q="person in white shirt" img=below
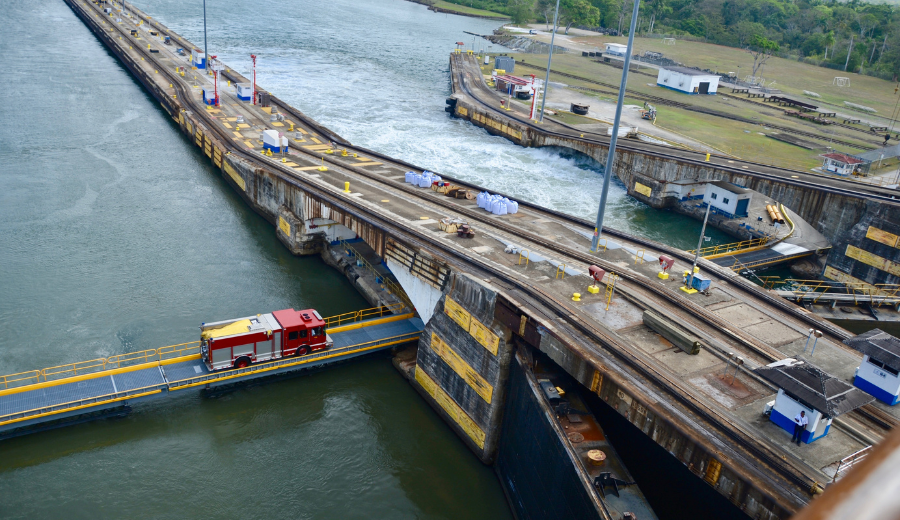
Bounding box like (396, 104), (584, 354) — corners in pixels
(791, 411), (808, 445)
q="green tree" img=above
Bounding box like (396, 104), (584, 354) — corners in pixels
(748, 34), (779, 79)
(559, 0), (601, 33)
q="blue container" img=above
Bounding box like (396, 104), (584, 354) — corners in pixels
(689, 273), (711, 291)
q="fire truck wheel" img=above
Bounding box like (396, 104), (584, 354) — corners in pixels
(296, 346), (308, 356)
(234, 357), (251, 369)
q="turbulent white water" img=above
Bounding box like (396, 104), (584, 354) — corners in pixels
(141, 0), (726, 248)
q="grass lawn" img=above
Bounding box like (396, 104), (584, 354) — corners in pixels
(490, 51), (879, 168)
(546, 34), (900, 120)
(431, 1), (509, 19)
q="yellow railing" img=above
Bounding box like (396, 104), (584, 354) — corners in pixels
(784, 279), (900, 305)
(0, 328), (423, 425)
(0, 304), (407, 390)
(322, 303), (406, 329)
(0, 370), (42, 390)
(689, 237), (769, 258)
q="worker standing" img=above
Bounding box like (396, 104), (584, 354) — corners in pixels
(791, 411), (807, 445)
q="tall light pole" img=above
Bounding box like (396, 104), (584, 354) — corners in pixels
(590, 0), (640, 252)
(683, 202), (711, 293)
(538, 0), (560, 123)
(202, 0), (209, 74)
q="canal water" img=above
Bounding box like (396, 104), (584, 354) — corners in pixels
(0, 0), (738, 518)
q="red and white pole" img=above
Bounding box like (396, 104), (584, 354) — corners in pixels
(211, 55), (219, 106)
(529, 74), (537, 120)
(251, 54), (257, 105)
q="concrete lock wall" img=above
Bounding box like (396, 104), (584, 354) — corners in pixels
(452, 97), (900, 285)
(533, 329), (790, 519)
(495, 351), (605, 519)
(410, 273), (515, 464)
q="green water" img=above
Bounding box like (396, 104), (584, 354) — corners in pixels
(0, 2), (510, 518)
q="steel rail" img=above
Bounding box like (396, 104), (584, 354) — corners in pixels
(67, 2), (863, 503)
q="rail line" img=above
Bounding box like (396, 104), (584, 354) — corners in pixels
(68, 2), (885, 506)
(511, 60), (878, 151)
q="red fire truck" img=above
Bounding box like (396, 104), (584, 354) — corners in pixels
(200, 308), (332, 371)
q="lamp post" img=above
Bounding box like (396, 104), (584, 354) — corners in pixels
(590, 0), (641, 252)
(538, 0), (560, 123)
(202, 0), (209, 75)
(682, 201), (712, 293)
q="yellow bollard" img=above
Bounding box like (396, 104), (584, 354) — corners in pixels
(318, 157), (328, 172)
(572, 293), (582, 302)
(658, 272), (669, 280)
(282, 157), (287, 163)
(705, 153), (710, 161)
(343, 182), (350, 193)
(341, 149), (348, 157)
(266, 149), (273, 156)
(580, 134), (584, 138)
(288, 123), (294, 131)
(325, 148), (334, 154)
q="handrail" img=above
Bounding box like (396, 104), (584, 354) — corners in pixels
(688, 236), (769, 258)
(0, 370), (42, 390)
(0, 328), (423, 425)
(0, 305), (407, 387)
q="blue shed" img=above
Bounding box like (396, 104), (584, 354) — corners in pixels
(844, 329), (900, 405)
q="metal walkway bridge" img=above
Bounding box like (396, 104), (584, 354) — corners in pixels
(0, 306), (423, 439)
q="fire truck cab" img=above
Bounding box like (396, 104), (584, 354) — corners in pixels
(200, 308), (332, 371)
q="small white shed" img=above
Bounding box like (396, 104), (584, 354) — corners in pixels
(604, 43), (628, 56)
(236, 83), (253, 101)
(702, 181), (751, 218)
(820, 152), (864, 176)
(845, 329), (900, 406)
(656, 66), (719, 94)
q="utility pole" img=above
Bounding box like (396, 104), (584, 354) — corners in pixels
(538, 0), (560, 123)
(202, 0), (209, 75)
(590, 0), (641, 252)
(684, 202), (712, 293)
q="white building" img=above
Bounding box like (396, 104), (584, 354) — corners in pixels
(604, 43), (628, 57)
(845, 329), (900, 405)
(702, 181), (752, 218)
(656, 66), (719, 94)
(191, 48), (206, 69)
(236, 83), (253, 102)
(819, 152), (864, 176)
(756, 360), (873, 444)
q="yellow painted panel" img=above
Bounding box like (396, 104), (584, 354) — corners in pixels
(866, 226), (899, 248)
(272, 122), (284, 127)
(186, 122), (193, 134)
(204, 145), (211, 158)
(311, 137), (322, 144)
(178, 112), (184, 125)
(244, 140), (254, 148)
(468, 319), (499, 356)
(430, 333), (493, 404)
(233, 131), (243, 138)
(444, 297), (471, 330)
(237, 123), (250, 129)
(704, 458), (722, 485)
(278, 216), (291, 237)
(304, 144), (331, 151)
(356, 162), (383, 167)
(458, 107), (468, 117)
(296, 127), (308, 135)
(415, 366), (485, 449)
(295, 166), (322, 171)
(223, 162), (246, 191)
(222, 122), (232, 129)
(846, 245), (900, 276)
(509, 129), (522, 139)
(634, 182), (652, 197)
(590, 370), (603, 394)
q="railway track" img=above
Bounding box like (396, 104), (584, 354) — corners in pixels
(511, 60), (878, 151)
(68, 3), (890, 507)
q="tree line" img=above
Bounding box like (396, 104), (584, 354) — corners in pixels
(444, 0), (900, 79)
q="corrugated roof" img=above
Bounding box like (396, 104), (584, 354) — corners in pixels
(709, 180), (752, 194)
(755, 361), (873, 417)
(661, 66), (719, 77)
(820, 152), (865, 165)
(845, 329), (900, 371)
